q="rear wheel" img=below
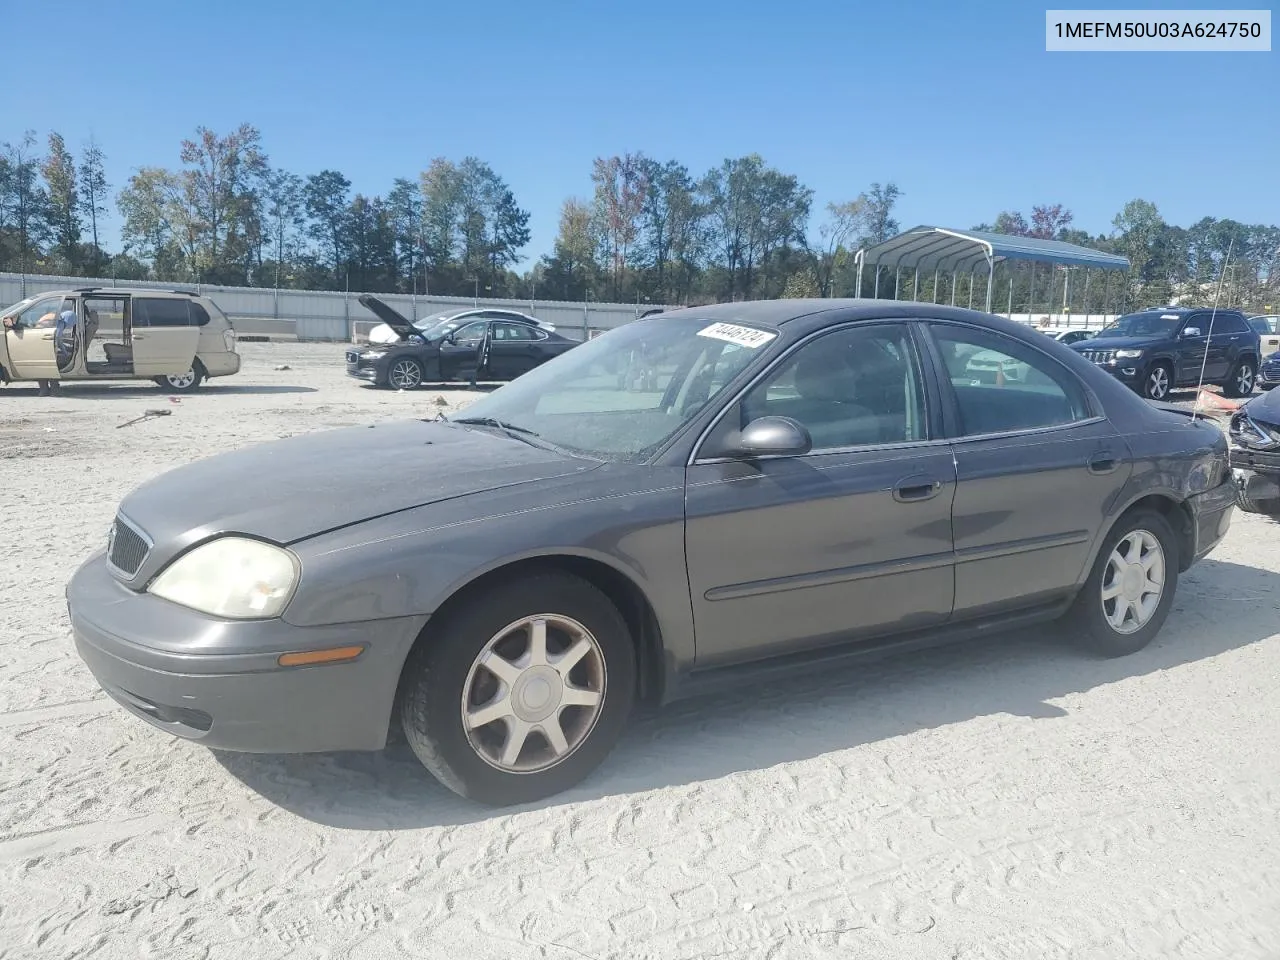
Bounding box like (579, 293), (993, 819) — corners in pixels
(398, 572), (636, 806)
(1064, 509), (1179, 657)
(387, 357), (423, 390)
(1141, 363), (1172, 401)
(1222, 359), (1256, 398)
(156, 362), (203, 393)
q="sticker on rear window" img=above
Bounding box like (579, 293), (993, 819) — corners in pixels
(696, 322), (776, 349)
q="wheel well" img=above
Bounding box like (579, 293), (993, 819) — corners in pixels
(400, 555), (666, 705)
(1120, 494), (1195, 571)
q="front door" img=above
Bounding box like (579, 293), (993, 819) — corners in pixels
(130, 297), (202, 376)
(3, 295), (65, 379)
(926, 321), (1132, 617)
(439, 319), (489, 381)
(685, 321), (957, 668)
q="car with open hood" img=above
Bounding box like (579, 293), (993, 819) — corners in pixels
(346, 296), (578, 389)
(1, 288), (240, 393)
(68, 298), (1237, 806)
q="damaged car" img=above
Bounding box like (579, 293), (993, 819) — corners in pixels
(1228, 385), (1280, 515)
(346, 295), (578, 389)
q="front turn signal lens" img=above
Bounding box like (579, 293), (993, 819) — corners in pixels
(277, 646), (365, 667)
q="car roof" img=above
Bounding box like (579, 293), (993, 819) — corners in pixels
(20, 287), (199, 299)
(653, 298), (1038, 337)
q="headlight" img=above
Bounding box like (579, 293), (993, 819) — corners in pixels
(1114, 348), (1144, 359)
(362, 350), (387, 360)
(148, 537), (299, 619)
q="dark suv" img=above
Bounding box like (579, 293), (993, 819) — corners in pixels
(1070, 307), (1260, 401)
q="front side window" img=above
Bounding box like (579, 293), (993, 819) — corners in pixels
(710, 323), (927, 452)
(454, 316), (774, 460)
(931, 324), (1090, 436)
(4, 295), (66, 328)
(452, 321), (489, 343)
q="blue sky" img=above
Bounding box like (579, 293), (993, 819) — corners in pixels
(4, 0), (1275, 268)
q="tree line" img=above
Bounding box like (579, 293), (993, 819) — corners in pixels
(2, 125), (1277, 314)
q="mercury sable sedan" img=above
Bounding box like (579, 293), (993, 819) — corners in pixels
(68, 299), (1237, 806)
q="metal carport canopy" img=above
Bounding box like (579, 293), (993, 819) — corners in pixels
(853, 225), (1130, 312)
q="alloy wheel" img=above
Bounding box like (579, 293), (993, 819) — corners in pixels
(166, 369), (196, 389)
(1147, 366), (1169, 400)
(1237, 363), (1255, 394)
(460, 614), (607, 773)
(1100, 529), (1165, 634)
(388, 359), (421, 389)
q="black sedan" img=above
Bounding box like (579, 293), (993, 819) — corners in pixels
(346, 295), (579, 389)
(68, 299), (1237, 806)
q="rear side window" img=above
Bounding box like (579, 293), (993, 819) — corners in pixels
(189, 303), (211, 326)
(133, 298), (193, 327)
(1207, 313), (1248, 334)
(930, 324), (1091, 436)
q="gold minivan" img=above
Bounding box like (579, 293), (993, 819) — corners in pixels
(0, 288), (241, 393)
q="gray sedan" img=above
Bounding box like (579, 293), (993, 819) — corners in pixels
(67, 300), (1238, 806)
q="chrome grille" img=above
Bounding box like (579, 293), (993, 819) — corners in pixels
(1080, 349), (1115, 364)
(108, 517), (150, 576)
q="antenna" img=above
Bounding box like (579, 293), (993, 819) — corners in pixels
(1191, 238), (1235, 423)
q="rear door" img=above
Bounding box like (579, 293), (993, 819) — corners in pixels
(131, 298), (201, 375)
(488, 321), (543, 378)
(925, 320), (1132, 618)
(3, 295), (64, 379)
(1205, 312), (1246, 380)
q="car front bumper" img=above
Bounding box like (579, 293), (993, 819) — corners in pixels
(345, 353), (383, 383)
(1229, 444), (1280, 512)
(1258, 363), (1280, 390)
(67, 551), (425, 753)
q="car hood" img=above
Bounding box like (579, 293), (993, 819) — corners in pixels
(357, 294), (417, 341)
(1241, 385), (1280, 427)
(1070, 334), (1164, 350)
(116, 420), (599, 550)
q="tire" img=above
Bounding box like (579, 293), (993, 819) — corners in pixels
(386, 357), (423, 390)
(1064, 509), (1179, 657)
(156, 362), (203, 393)
(1140, 362), (1173, 401)
(1221, 358), (1256, 398)
(398, 572), (636, 806)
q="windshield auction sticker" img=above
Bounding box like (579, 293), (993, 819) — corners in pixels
(696, 322), (778, 348)
(1046, 10), (1271, 51)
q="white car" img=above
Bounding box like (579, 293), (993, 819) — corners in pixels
(365, 306), (556, 345)
(1044, 328), (1098, 345)
(1248, 315), (1280, 357)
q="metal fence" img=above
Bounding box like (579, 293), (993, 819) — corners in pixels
(0, 272), (673, 343)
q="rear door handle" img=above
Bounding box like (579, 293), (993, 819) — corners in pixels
(893, 476), (943, 503)
(1088, 452), (1117, 474)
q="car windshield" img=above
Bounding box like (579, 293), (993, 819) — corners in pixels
(1099, 312), (1182, 337)
(451, 316), (776, 461)
(1250, 316), (1278, 334)
(411, 311), (469, 338)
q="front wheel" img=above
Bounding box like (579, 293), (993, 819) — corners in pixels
(1222, 359), (1256, 398)
(386, 357), (424, 390)
(398, 572), (636, 806)
(156, 364), (203, 393)
(1140, 363), (1172, 401)
(1064, 509), (1179, 657)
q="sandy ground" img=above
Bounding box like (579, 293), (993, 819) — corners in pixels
(2, 342), (1279, 960)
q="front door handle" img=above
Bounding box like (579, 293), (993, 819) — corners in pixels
(1088, 452), (1117, 474)
(893, 476), (943, 503)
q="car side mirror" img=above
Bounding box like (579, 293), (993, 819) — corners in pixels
(1182, 326), (1202, 338)
(720, 416), (812, 459)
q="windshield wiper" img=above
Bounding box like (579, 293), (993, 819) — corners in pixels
(451, 416), (545, 446)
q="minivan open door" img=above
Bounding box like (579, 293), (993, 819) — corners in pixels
(130, 297), (202, 375)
